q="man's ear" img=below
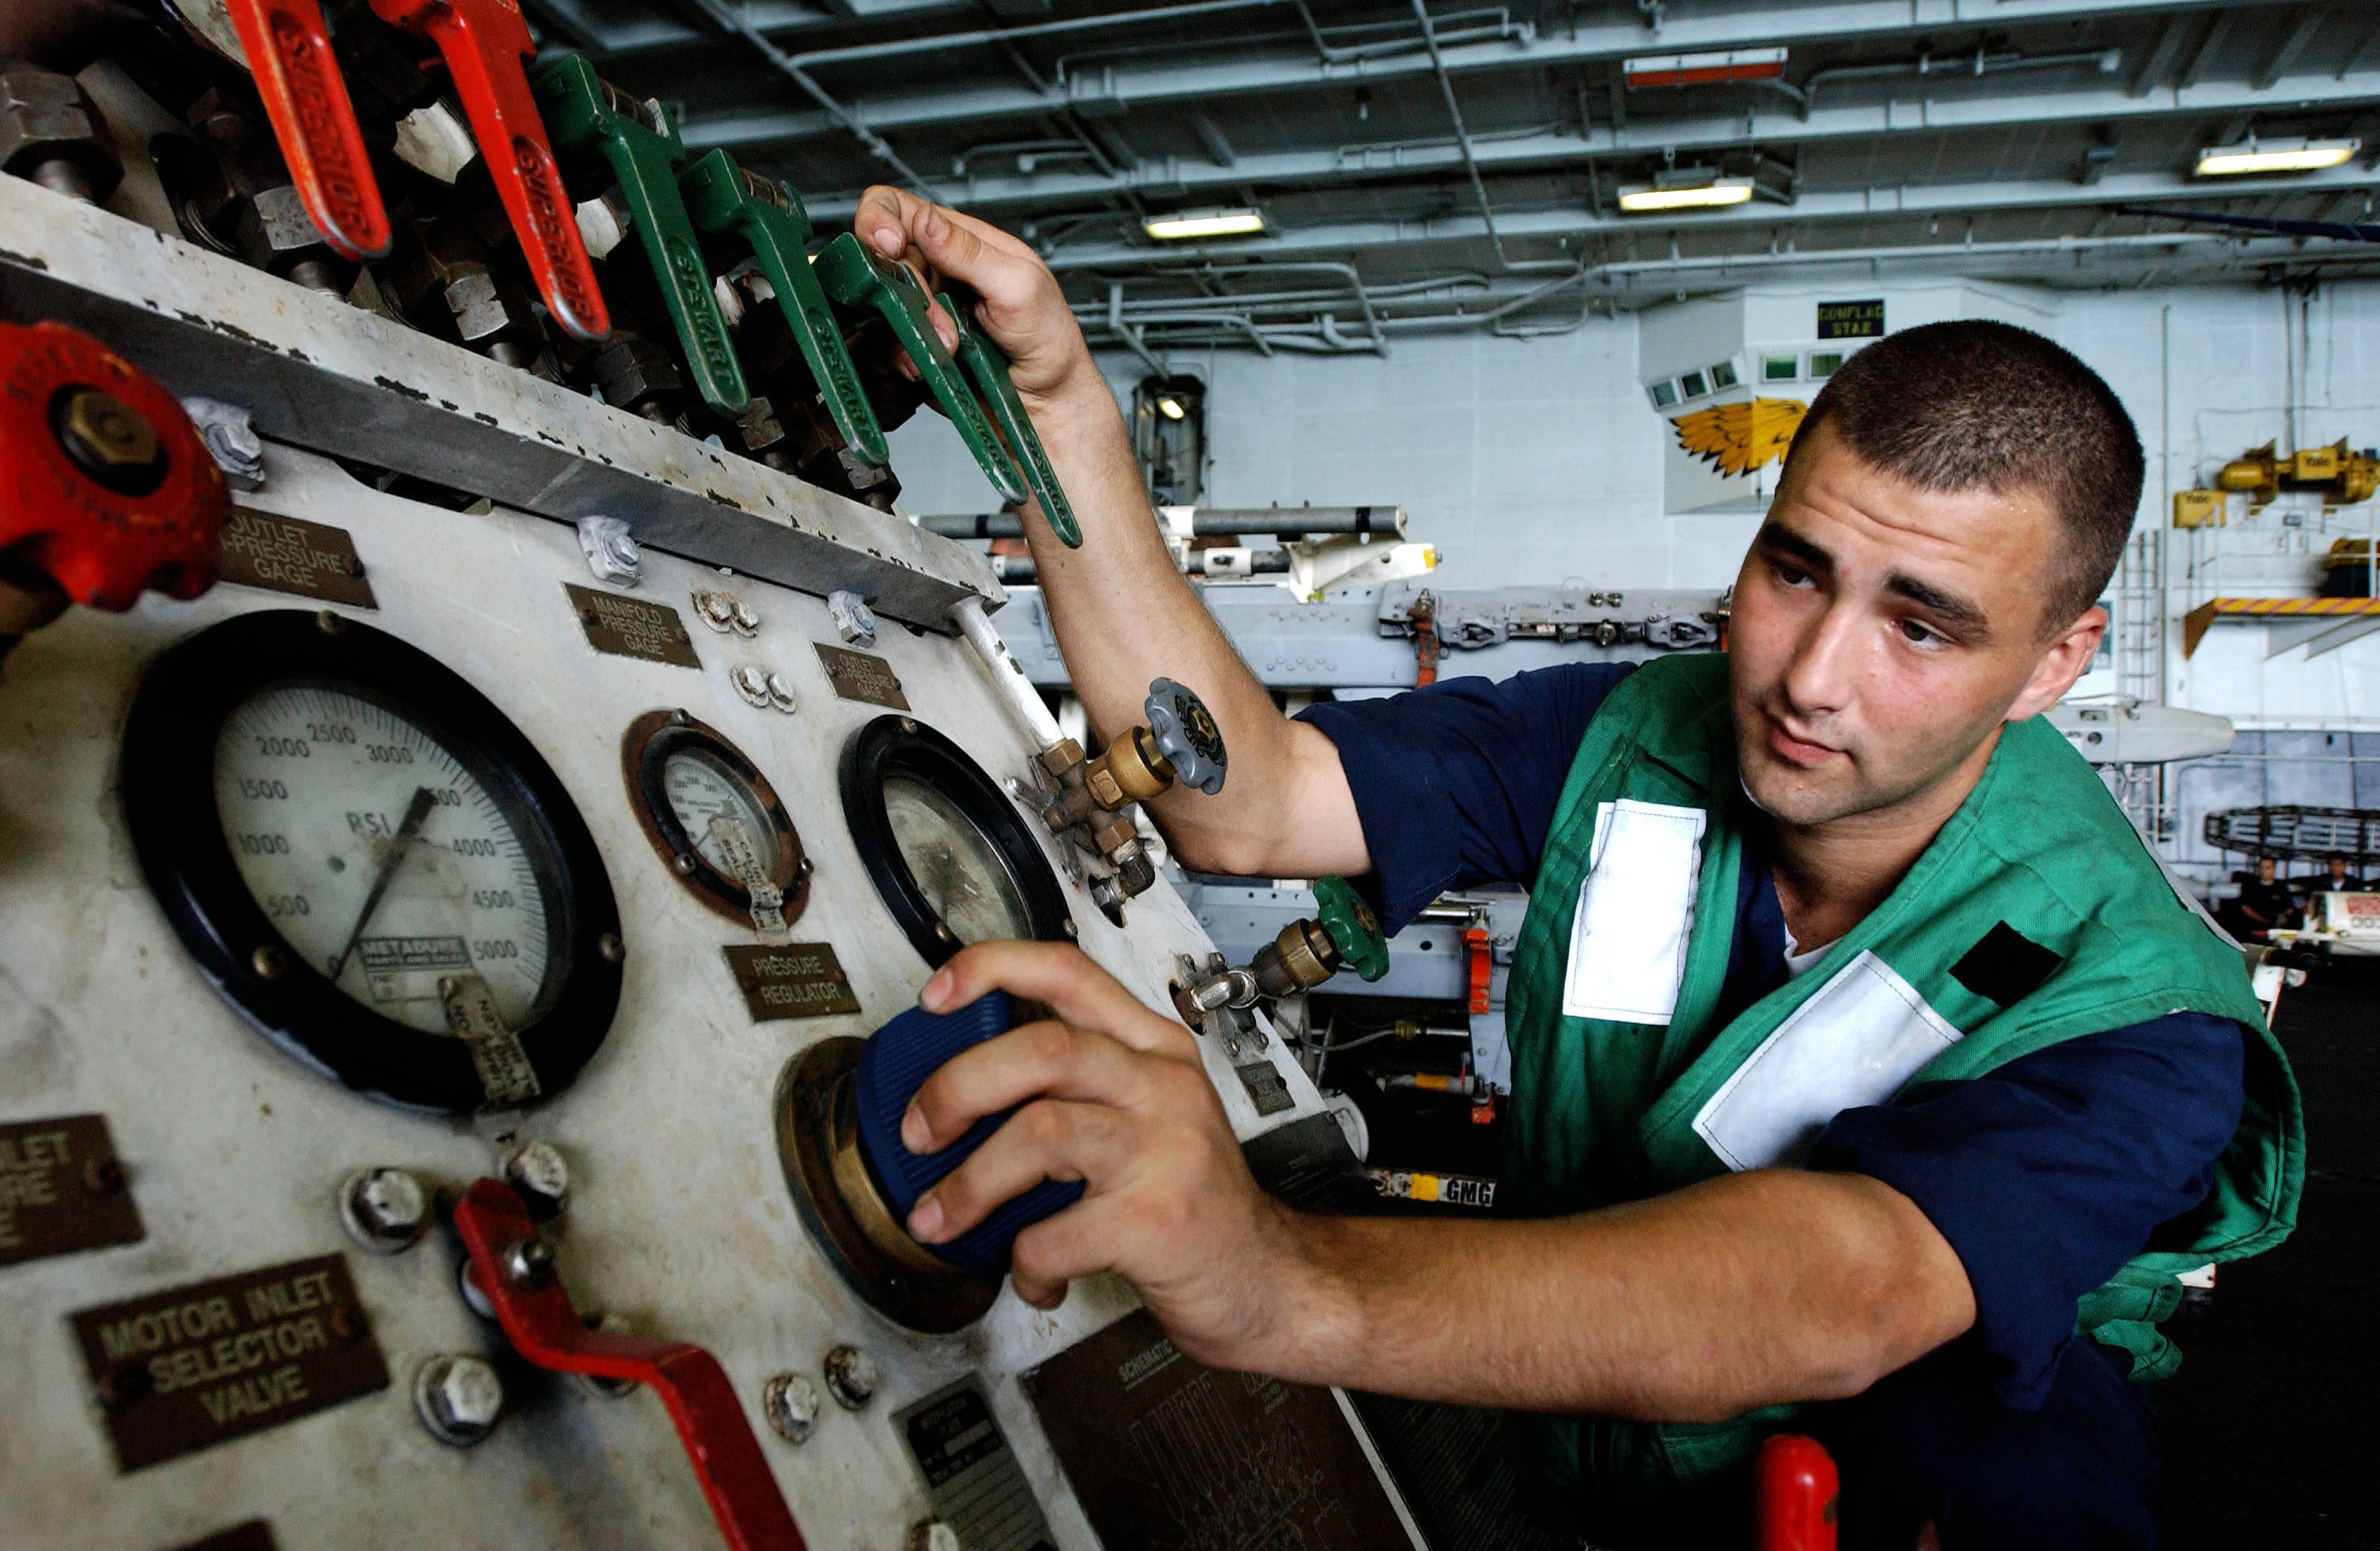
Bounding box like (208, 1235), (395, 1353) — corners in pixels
(2007, 605), (2107, 723)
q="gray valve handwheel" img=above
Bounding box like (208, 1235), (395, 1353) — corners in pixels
(1145, 677), (1227, 795)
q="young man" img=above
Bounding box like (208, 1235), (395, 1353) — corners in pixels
(851, 190), (2301, 1549)
(2227, 855), (2300, 939)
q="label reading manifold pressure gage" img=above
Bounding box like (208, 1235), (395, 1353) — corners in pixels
(567, 583), (701, 668)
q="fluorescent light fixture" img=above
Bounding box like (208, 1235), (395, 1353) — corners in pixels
(1157, 396), (1188, 420)
(1143, 207), (1267, 241)
(2195, 138), (2359, 176)
(1624, 47), (1787, 89)
(1618, 176), (1756, 212)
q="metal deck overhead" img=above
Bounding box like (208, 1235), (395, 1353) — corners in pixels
(524, 1), (2380, 353)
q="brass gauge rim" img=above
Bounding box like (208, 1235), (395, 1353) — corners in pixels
(773, 1037), (1001, 1333)
(622, 708), (809, 927)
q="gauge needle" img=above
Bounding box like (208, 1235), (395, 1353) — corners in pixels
(326, 787), (439, 983)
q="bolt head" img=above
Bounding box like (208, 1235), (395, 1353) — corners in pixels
(79, 1155), (123, 1196)
(502, 1140), (570, 1213)
(598, 932), (626, 963)
(50, 386), (165, 494)
(499, 1236), (555, 1287)
(415, 1354), (503, 1444)
(823, 1344), (878, 1410)
(341, 1167), (430, 1252)
(762, 1371), (821, 1443)
(250, 943), (288, 981)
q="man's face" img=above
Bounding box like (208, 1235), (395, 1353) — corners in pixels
(2328, 859), (2348, 885)
(2257, 858), (2277, 884)
(1729, 421), (2105, 831)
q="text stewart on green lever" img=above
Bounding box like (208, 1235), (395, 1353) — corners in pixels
(534, 56), (748, 417)
(677, 150), (889, 470)
(811, 233), (1028, 507)
(937, 291), (1082, 548)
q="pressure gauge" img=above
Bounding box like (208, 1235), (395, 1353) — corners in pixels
(840, 715), (1071, 966)
(122, 611), (623, 1114)
(622, 709), (808, 928)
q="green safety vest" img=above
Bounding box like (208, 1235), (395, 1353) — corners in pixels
(1499, 653), (2302, 1499)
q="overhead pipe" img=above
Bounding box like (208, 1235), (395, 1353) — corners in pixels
(1409, 0), (1570, 275)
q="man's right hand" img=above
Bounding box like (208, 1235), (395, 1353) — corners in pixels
(851, 188), (1105, 420)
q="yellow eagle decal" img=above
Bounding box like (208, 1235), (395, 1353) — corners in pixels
(1671, 396), (1807, 477)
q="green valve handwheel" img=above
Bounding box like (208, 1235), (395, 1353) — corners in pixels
(1313, 875), (1389, 983)
(535, 57), (748, 418)
(937, 291), (1081, 548)
(811, 233), (1027, 506)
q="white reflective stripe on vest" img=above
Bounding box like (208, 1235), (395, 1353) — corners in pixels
(1560, 798), (1707, 1025)
(1692, 949), (1964, 1170)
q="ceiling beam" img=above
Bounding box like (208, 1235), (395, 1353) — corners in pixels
(798, 66), (2380, 220)
(1032, 161), (2380, 269)
(2131, 13), (2194, 97)
(676, 0), (2310, 152)
(2179, 13), (2236, 90)
(2255, 7), (2329, 91)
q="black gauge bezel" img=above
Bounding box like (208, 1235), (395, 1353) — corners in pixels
(120, 610), (624, 1115)
(838, 714), (1071, 967)
(621, 708), (809, 927)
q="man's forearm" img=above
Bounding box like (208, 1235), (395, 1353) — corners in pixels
(1247, 1169), (1976, 1423)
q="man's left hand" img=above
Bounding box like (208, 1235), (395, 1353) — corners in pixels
(902, 940), (1311, 1370)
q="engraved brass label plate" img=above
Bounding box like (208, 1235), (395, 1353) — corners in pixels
(218, 510), (377, 608)
(814, 643), (908, 709)
(70, 1254), (388, 1473)
(1234, 1060), (1295, 1117)
(724, 942), (861, 1021)
(1025, 1309), (1410, 1549)
(566, 583), (701, 668)
(0, 1113), (143, 1267)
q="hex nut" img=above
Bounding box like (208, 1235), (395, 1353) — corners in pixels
(414, 1354), (504, 1447)
(822, 1344), (878, 1411)
(732, 664), (772, 707)
(0, 66), (120, 200)
(339, 1167), (430, 1253)
(762, 1371), (821, 1444)
(502, 1139), (570, 1215)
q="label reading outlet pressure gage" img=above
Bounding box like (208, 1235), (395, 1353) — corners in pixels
(123, 613), (623, 1115)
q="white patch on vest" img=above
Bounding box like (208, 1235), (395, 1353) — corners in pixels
(1692, 949), (1963, 1171)
(1560, 798), (1707, 1024)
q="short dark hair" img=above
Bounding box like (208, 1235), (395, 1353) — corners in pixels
(1776, 320), (2143, 635)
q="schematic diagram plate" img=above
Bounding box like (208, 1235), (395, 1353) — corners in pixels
(1023, 1309), (1412, 1549)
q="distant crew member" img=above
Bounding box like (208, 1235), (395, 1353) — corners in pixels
(2227, 855), (2301, 939)
(851, 188), (2302, 1551)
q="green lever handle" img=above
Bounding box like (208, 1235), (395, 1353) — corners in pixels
(811, 233), (1026, 506)
(1313, 875), (1390, 984)
(535, 57), (748, 418)
(936, 291), (1081, 548)
(678, 150), (889, 470)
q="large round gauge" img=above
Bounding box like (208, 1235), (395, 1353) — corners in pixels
(621, 708), (808, 927)
(122, 611), (623, 1114)
(839, 715), (1071, 966)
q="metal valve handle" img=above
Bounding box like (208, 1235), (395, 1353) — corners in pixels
(535, 58), (745, 415)
(222, 0), (392, 261)
(1, 320), (226, 610)
(369, 0), (610, 342)
(1311, 875), (1389, 983)
(934, 291), (1081, 548)
(452, 1179), (805, 1551)
(679, 150), (889, 468)
(1144, 677), (1226, 795)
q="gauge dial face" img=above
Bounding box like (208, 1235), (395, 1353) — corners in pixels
(882, 772), (1034, 945)
(663, 746), (777, 878)
(213, 684), (554, 1034)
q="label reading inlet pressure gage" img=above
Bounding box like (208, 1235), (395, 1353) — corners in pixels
(622, 710), (809, 931)
(121, 612), (623, 1115)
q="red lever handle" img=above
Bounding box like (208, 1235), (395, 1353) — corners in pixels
(1, 321), (227, 611)
(450, 1180), (804, 1551)
(222, 0), (392, 261)
(366, 0), (609, 340)
(1753, 1433), (1840, 1551)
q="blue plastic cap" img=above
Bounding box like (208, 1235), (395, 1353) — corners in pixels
(851, 990), (1086, 1277)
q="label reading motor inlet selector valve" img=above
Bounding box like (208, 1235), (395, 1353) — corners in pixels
(723, 943), (861, 1020)
(813, 643), (908, 710)
(70, 1254), (389, 1473)
(897, 1379), (1057, 1551)
(216, 510), (377, 609)
(566, 582), (703, 668)
(0, 1114), (143, 1267)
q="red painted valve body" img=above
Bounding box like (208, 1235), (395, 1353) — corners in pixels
(1, 321), (225, 610)
(450, 1179), (805, 1551)
(366, 0), (609, 339)
(222, 0), (392, 260)
(1754, 1433), (1841, 1551)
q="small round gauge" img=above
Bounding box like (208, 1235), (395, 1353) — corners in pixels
(123, 611), (623, 1114)
(840, 715), (1071, 967)
(622, 709), (807, 927)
